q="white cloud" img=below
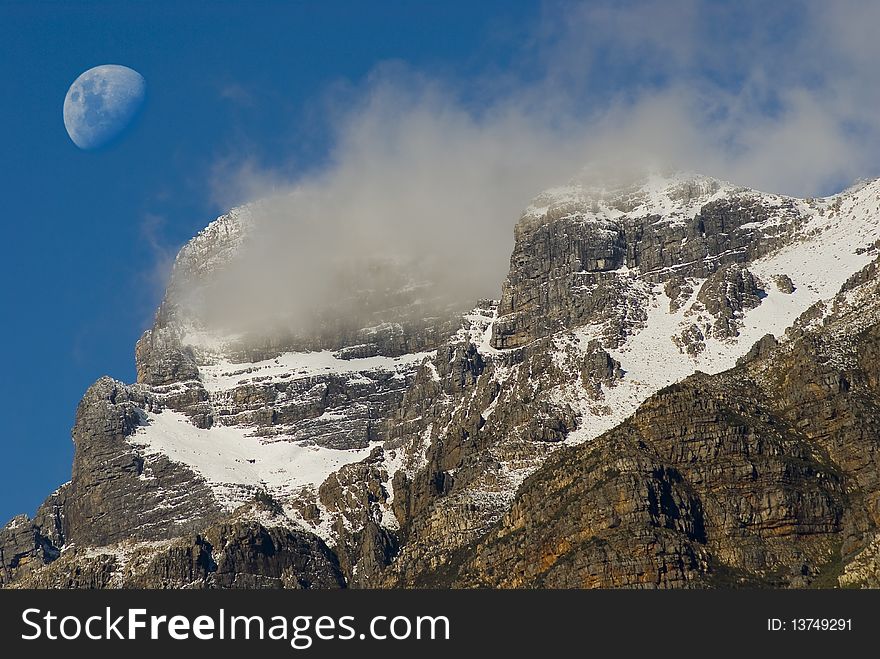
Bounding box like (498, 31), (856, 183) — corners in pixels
(193, 0), (880, 329)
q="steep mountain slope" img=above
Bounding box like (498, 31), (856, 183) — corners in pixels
(4, 172), (880, 588)
(367, 174), (880, 586)
(441, 258), (880, 588)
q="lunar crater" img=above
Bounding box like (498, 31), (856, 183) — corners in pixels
(63, 64), (146, 150)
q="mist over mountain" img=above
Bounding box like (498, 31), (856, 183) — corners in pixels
(8, 1), (880, 591)
(6, 168), (880, 589)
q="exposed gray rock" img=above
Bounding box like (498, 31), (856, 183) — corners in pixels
(136, 326), (201, 387)
(64, 377), (223, 547)
(664, 276), (694, 312)
(0, 485), (67, 586)
(773, 274), (795, 294)
(6, 172), (880, 591)
(492, 190), (803, 349)
(694, 264), (765, 339)
(12, 517), (345, 589)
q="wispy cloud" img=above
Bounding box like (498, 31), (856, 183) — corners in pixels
(193, 0), (880, 326)
(137, 212), (177, 320)
(218, 82), (257, 108)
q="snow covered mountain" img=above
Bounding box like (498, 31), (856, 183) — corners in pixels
(4, 171), (880, 588)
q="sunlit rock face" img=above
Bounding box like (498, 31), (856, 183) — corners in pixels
(6, 171), (880, 589)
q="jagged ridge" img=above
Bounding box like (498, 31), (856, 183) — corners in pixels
(5, 172), (880, 588)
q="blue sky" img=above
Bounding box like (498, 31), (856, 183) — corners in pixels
(2, 0), (880, 524)
(0, 1), (539, 522)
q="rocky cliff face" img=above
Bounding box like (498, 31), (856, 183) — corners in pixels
(363, 174), (880, 588)
(4, 172), (880, 589)
(492, 176), (803, 349)
(434, 257), (880, 588)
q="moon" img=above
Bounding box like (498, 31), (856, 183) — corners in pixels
(63, 65), (146, 150)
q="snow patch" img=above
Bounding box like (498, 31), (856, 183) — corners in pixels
(199, 349), (435, 392)
(130, 410), (372, 510)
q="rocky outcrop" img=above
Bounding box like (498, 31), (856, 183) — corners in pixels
(445, 373), (847, 587)
(373, 306), (608, 587)
(136, 327), (201, 387)
(415, 257), (880, 588)
(5, 172), (880, 590)
(773, 274), (795, 294)
(207, 366), (419, 449)
(492, 183), (805, 349)
(349, 176), (880, 588)
(10, 514), (345, 589)
(694, 264), (765, 339)
(1, 202), (469, 588)
(134, 207), (469, 458)
(841, 533), (880, 588)
(63, 377), (223, 547)
(317, 448), (399, 586)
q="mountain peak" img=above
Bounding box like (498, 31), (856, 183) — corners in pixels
(6, 163), (880, 589)
(521, 170), (741, 226)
